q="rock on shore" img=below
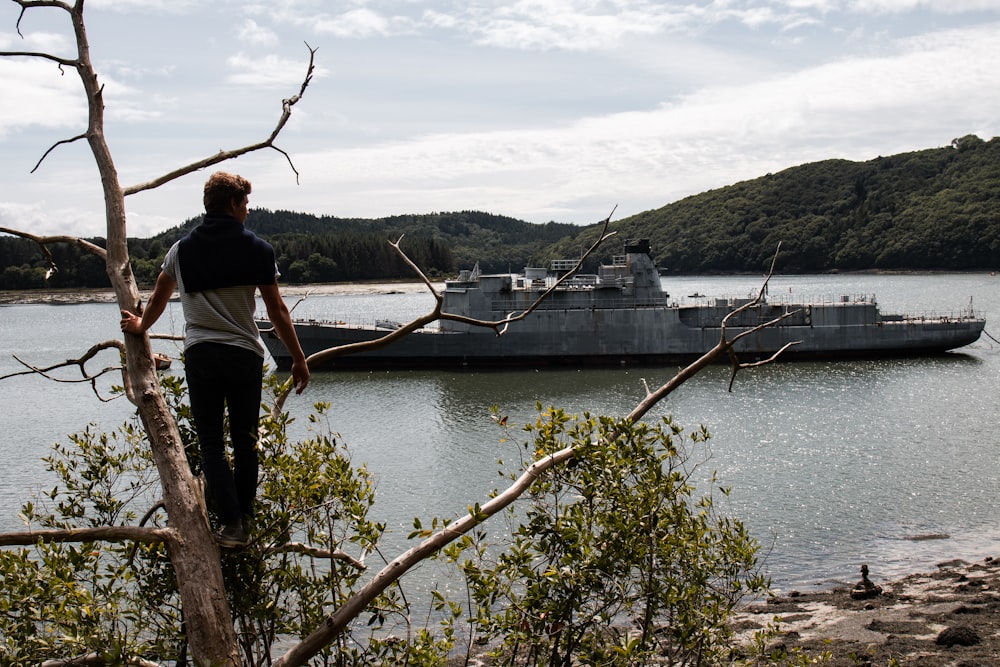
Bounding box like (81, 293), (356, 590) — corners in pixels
(733, 556), (1000, 665)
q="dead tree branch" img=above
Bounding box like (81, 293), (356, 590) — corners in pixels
(264, 542), (367, 569)
(0, 48), (77, 69)
(0, 525), (172, 547)
(1, 339), (128, 402)
(299, 209), (617, 370)
(629, 244), (797, 422)
(31, 133), (88, 173)
(0, 226), (107, 273)
(273, 442), (578, 667)
(122, 43), (317, 196)
(10, 1), (75, 41)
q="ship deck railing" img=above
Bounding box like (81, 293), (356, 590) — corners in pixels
(489, 297), (669, 311)
(270, 316), (443, 332)
(683, 291), (982, 323)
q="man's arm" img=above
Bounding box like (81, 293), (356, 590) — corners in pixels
(259, 283), (310, 394)
(120, 271), (176, 334)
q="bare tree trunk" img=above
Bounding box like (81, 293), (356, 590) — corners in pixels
(66, 4), (240, 664)
(5, 1), (316, 661)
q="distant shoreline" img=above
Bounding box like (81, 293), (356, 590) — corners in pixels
(3, 270), (992, 306)
(0, 281), (434, 306)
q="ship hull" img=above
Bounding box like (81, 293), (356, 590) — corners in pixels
(260, 239), (984, 370)
(260, 303), (985, 370)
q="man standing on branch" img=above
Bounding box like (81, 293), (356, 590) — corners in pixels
(121, 171), (310, 548)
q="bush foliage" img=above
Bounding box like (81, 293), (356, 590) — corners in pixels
(457, 407), (769, 666)
(3, 376), (778, 665)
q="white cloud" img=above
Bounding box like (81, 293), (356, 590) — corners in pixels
(226, 52), (316, 87)
(848, 0), (1000, 11)
(0, 198), (106, 240)
(0, 30), (73, 53)
(238, 18), (280, 46)
(0, 59), (86, 135)
(310, 8), (401, 38)
(240, 20), (1000, 223)
(85, 0), (201, 12)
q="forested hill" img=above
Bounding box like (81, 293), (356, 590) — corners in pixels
(239, 209), (579, 279)
(1, 135), (998, 290)
(570, 134), (1000, 273)
(0, 210), (580, 289)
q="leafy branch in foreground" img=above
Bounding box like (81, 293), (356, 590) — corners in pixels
(0, 375), (392, 665)
(456, 408), (769, 666)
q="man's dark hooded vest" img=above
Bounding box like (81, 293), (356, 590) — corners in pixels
(178, 214), (275, 293)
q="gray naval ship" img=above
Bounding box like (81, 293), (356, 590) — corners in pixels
(259, 239), (985, 370)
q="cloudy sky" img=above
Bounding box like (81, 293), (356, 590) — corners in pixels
(1, 0), (998, 239)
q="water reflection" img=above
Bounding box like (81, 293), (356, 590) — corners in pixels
(295, 347), (1000, 591)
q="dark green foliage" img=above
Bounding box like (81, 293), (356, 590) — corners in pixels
(0, 210), (578, 288)
(3, 135), (998, 282)
(246, 209), (578, 278)
(455, 407), (769, 666)
(0, 375), (400, 665)
(597, 134), (1000, 273)
(0, 236), (110, 289)
(0, 423), (180, 662)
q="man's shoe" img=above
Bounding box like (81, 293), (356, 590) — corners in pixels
(215, 522), (248, 549)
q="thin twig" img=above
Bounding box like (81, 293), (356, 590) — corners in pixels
(1, 339), (128, 402)
(263, 542), (366, 570)
(629, 243), (795, 420)
(31, 133), (88, 173)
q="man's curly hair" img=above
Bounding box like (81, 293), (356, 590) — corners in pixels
(203, 171), (252, 215)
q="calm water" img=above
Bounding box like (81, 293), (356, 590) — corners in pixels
(2, 273), (999, 593)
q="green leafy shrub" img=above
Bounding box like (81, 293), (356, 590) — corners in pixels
(457, 406), (769, 666)
(2, 381), (780, 666)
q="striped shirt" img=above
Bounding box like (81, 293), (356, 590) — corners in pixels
(162, 242), (276, 357)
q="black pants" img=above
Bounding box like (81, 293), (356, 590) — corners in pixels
(185, 342), (263, 525)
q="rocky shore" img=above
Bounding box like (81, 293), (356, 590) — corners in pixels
(734, 556), (1000, 665)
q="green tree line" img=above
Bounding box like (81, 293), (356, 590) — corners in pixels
(0, 210), (578, 290)
(565, 134), (1000, 273)
(3, 134), (998, 290)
